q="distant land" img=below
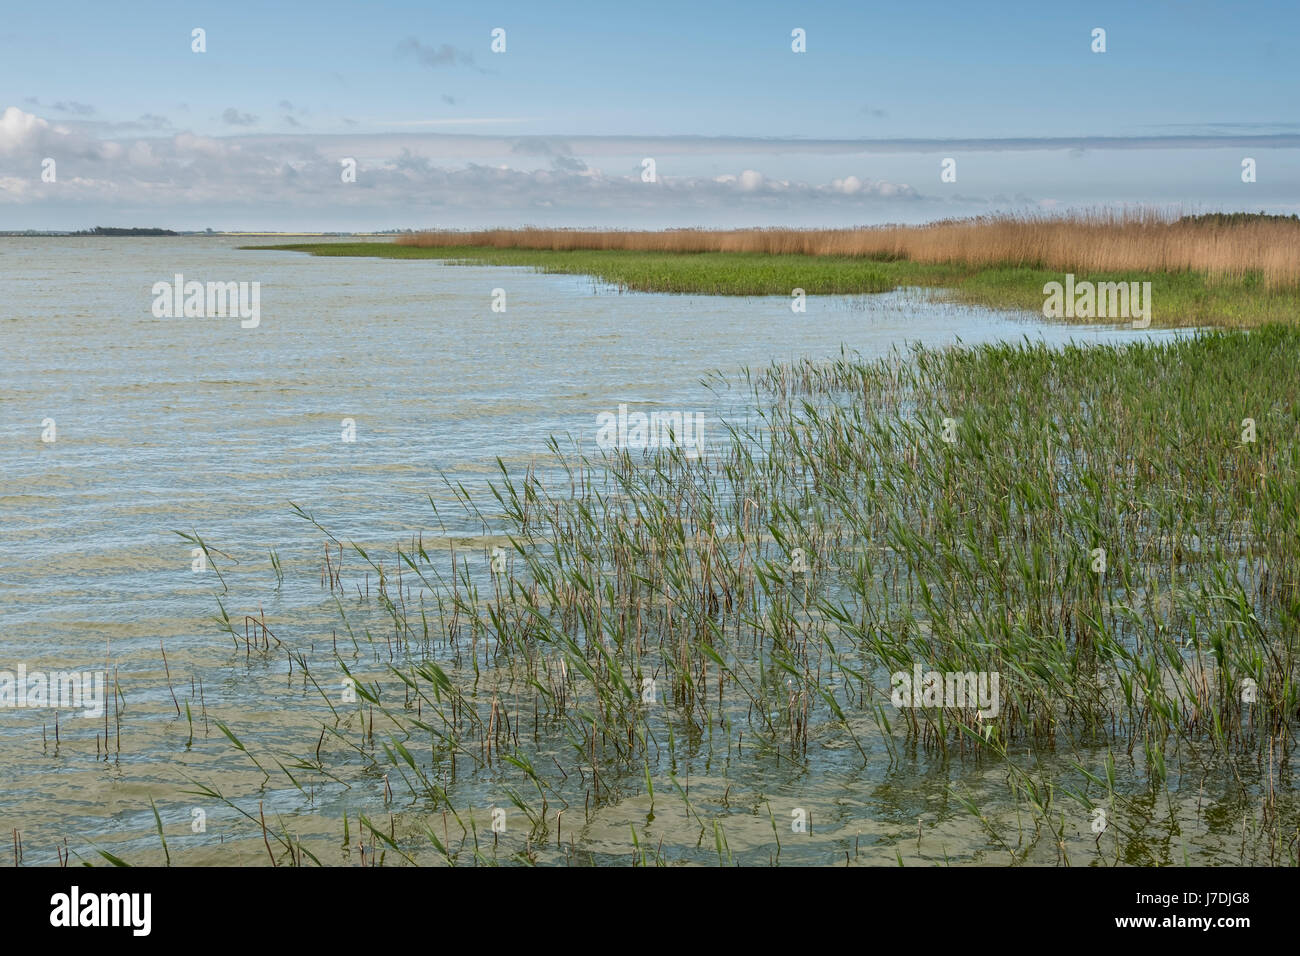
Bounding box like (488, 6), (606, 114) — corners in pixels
(0, 228), (415, 237)
(85, 226), (178, 236)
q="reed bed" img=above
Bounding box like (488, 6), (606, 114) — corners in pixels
(177, 323), (1300, 866)
(398, 211), (1300, 290)
(257, 211), (1300, 326)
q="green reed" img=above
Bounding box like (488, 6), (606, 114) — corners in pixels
(172, 324), (1300, 866)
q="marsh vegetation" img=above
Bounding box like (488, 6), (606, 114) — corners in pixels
(256, 211), (1300, 327)
(184, 323), (1299, 865)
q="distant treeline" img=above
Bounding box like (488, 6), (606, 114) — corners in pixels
(1179, 212), (1300, 227)
(79, 226), (179, 236)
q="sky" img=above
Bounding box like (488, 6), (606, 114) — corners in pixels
(1, 0), (1297, 230)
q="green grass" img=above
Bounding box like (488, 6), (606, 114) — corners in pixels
(249, 241), (1300, 327)
(251, 243), (899, 296)
(947, 264), (1300, 328)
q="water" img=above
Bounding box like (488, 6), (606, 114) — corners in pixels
(0, 238), (1191, 865)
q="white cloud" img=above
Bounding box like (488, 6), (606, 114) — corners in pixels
(0, 106), (52, 156)
(0, 110), (923, 215)
(0, 108), (958, 226)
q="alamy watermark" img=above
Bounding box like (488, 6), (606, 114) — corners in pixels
(50, 886), (151, 936)
(595, 404), (704, 458)
(0, 665), (106, 718)
(890, 663), (1000, 718)
(152, 274), (261, 328)
(1042, 274), (1152, 328)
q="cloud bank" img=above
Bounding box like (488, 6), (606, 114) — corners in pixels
(2, 106), (1298, 229)
(0, 106), (930, 227)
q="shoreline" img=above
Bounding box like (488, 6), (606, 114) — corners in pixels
(249, 241), (1300, 329)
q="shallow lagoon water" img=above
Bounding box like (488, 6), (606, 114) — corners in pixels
(0, 238), (1197, 865)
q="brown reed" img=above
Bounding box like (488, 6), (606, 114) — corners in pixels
(398, 210), (1300, 289)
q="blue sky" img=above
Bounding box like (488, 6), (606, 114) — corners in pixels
(1, 0), (1297, 229)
